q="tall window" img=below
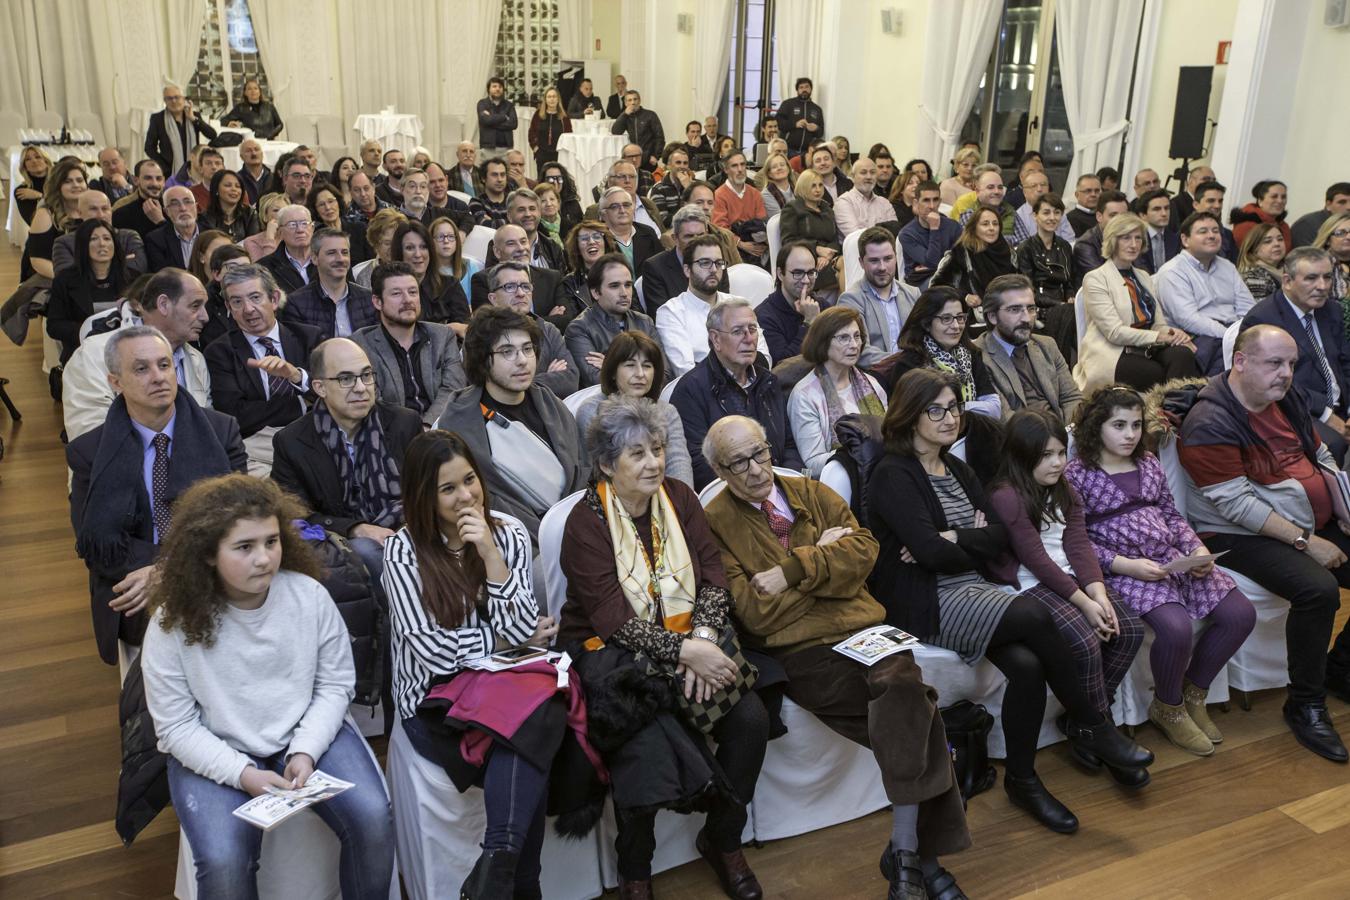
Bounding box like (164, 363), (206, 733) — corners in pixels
(186, 0), (271, 118)
(723, 0), (781, 153)
(493, 0), (562, 104)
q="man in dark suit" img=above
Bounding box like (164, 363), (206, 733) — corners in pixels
(469, 225), (572, 319)
(206, 264), (320, 475)
(143, 84), (217, 179)
(1073, 191), (1130, 274)
(145, 185), (204, 272)
(605, 74), (628, 120)
(598, 186), (662, 274)
(67, 325), (247, 665)
(1241, 247), (1350, 463)
(1134, 188), (1182, 275)
(1193, 181), (1240, 263)
(282, 228), (377, 341)
(271, 337), (422, 581)
(260, 205), (319, 294)
(637, 205), (728, 316)
(974, 274), (1082, 421)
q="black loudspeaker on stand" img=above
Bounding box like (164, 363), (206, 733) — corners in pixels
(1167, 65), (1214, 190)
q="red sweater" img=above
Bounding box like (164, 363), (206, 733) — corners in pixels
(713, 181), (768, 229)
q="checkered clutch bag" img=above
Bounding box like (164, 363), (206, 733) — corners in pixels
(672, 627), (759, 734)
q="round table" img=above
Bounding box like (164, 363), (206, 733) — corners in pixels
(557, 132), (625, 207)
(353, 113), (424, 156)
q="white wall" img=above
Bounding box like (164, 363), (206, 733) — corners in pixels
(1282, 3), (1350, 215)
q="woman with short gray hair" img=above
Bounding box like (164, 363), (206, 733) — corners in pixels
(559, 394), (770, 897)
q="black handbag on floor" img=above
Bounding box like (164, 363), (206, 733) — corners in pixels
(940, 700), (997, 803)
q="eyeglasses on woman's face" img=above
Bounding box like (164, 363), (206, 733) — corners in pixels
(923, 402), (963, 422)
(933, 313), (967, 327)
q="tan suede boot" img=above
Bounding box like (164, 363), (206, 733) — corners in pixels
(1148, 697), (1214, 756)
(1183, 679), (1223, 744)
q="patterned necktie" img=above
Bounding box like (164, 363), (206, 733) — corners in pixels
(256, 336), (295, 399)
(1303, 313), (1336, 401)
(761, 499), (792, 549)
(151, 433), (172, 542)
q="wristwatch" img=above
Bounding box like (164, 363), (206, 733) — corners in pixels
(691, 626), (719, 643)
(1293, 528), (1311, 552)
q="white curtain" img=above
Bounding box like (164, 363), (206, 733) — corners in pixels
(1055, 0), (1145, 188)
(692, 0), (735, 119)
(0, 0), (43, 121)
(914, 0), (1002, 172)
(247, 0), (308, 130)
(558, 0), (591, 61)
(774, 0), (827, 108)
(160, 0), (207, 88)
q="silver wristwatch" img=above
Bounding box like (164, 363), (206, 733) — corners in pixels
(691, 626), (719, 642)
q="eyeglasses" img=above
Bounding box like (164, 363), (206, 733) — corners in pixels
(831, 332), (863, 346)
(493, 281), (533, 295)
(1331, 229), (1350, 239)
(490, 343), (537, 361)
(786, 268), (818, 281)
(282, 220), (312, 231)
(604, 200), (635, 210)
(713, 324), (759, 340)
(318, 370), (376, 390)
(577, 232), (606, 245)
(545, 174), (565, 184)
(724, 446), (772, 475)
(433, 233), (458, 244)
(924, 402), (963, 422)
(934, 313), (968, 326)
(691, 258), (727, 271)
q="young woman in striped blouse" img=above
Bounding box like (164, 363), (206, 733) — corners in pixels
(382, 430), (559, 900)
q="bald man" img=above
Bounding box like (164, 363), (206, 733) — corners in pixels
(53, 190), (147, 276)
(237, 137), (271, 205)
(1179, 322), (1350, 763)
(145, 185), (203, 272)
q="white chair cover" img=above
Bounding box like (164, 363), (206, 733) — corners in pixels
(726, 263), (775, 308)
(447, 189), (472, 206)
(386, 721), (604, 900)
(563, 384), (603, 416)
(697, 467), (802, 506)
(842, 230), (863, 288)
(657, 373), (683, 405)
(175, 720), (399, 900)
(819, 459), (852, 505)
(538, 491), (586, 622)
(465, 225), (496, 264)
(1221, 319), (1241, 369)
(766, 213), (782, 266)
(634, 275), (645, 310)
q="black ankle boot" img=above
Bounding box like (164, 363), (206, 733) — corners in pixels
(461, 847), (521, 900)
(1065, 716), (1154, 770)
(1004, 772), (1079, 833)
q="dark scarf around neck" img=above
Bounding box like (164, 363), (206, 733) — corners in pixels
(312, 400), (403, 528)
(969, 237), (1013, 292)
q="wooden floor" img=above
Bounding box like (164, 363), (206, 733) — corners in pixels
(2, 239), (1349, 899)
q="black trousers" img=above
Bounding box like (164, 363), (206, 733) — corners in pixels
(1204, 528), (1350, 703)
(1113, 344), (1200, 391)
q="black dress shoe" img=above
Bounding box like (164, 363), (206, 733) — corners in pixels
(1065, 716), (1154, 770)
(1004, 772), (1079, 833)
(696, 830), (763, 900)
(924, 865), (970, 900)
(878, 846), (926, 900)
(1283, 699), (1349, 763)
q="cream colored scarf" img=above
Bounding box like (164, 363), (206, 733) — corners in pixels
(599, 480), (698, 633)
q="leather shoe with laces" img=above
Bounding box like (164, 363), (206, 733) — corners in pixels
(1283, 699), (1349, 763)
(1004, 772), (1079, 833)
(878, 846), (926, 900)
(696, 830), (763, 900)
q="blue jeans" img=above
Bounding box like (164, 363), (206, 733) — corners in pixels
(348, 536), (387, 585)
(167, 722), (395, 900)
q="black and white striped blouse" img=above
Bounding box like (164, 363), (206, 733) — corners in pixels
(382, 514), (538, 720)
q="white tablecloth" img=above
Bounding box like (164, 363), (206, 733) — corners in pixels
(216, 139), (300, 172)
(557, 132), (625, 206)
(6, 146), (102, 247)
(353, 113), (424, 156)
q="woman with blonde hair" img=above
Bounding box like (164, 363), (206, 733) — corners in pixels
(780, 169), (839, 252)
(1236, 221), (1287, 302)
(940, 147), (981, 207)
(755, 152), (795, 220)
(1074, 213), (1198, 392)
(528, 87), (571, 170)
(13, 146), (51, 224)
(1312, 211), (1350, 309)
(241, 192), (288, 261)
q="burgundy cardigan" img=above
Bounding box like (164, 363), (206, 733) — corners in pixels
(987, 484), (1104, 600)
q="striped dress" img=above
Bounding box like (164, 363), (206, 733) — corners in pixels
(926, 472), (1013, 664)
(382, 513), (538, 720)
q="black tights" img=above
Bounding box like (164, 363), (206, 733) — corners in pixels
(985, 594), (1099, 778)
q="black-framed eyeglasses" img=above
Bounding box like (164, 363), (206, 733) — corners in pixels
(318, 370), (375, 390)
(724, 445), (772, 474)
(493, 281), (533, 295)
(786, 268), (817, 281)
(934, 313), (967, 327)
(691, 258), (727, 271)
(924, 402), (963, 422)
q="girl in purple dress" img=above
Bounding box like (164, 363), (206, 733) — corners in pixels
(1066, 386), (1255, 756)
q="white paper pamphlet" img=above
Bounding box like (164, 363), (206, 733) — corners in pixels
(1163, 550), (1228, 575)
(833, 625), (921, 666)
(232, 770), (354, 831)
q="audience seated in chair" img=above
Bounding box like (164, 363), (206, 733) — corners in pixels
(470, 226), (575, 327)
(786, 306), (886, 478)
(712, 151), (770, 266)
(656, 235), (770, 376)
(838, 226), (919, 367)
(931, 205), (1018, 315)
(1155, 211), (1257, 374)
(67, 325), (247, 666)
(864, 368), (1153, 835)
(271, 338), (422, 583)
(595, 184), (663, 273)
(141, 475), (395, 898)
(564, 253), (663, 388)
(702, 415), (971, 900)
(63, 268), (214, 440)
(558, 397), (768, 900)
(671, 297), (801, 488)
(145, 186), (204, 273)
(112, 160), (169, 240)
(1073, 213), (1200, 393)
(899, 180), (961, 289)
(638, 205), (724, 317)
(756, 241), (830, 362)
(259, 204), (321, 294)
(1133, 190), (1182, 276)
(351, 261), (467, 427)
(1177, 323), (1350, 762)
(434, 306), (589, 543)
(205, 264), (318, 476)
(833, 157), (898, 242)
(47, 219), (134, 365)
(282, 227), (377, 341)
(477, 260), (579, 398)
(388, 220), (472, 334)
(1066, 387), (1255, 757)
(469, 158), (511, 229)
(52, 190), (147, 278)
(973, 274), (1081, 421)
(1072, 191), (1130, 275)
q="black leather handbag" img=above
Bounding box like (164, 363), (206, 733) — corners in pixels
(939, 700), (997, 803)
